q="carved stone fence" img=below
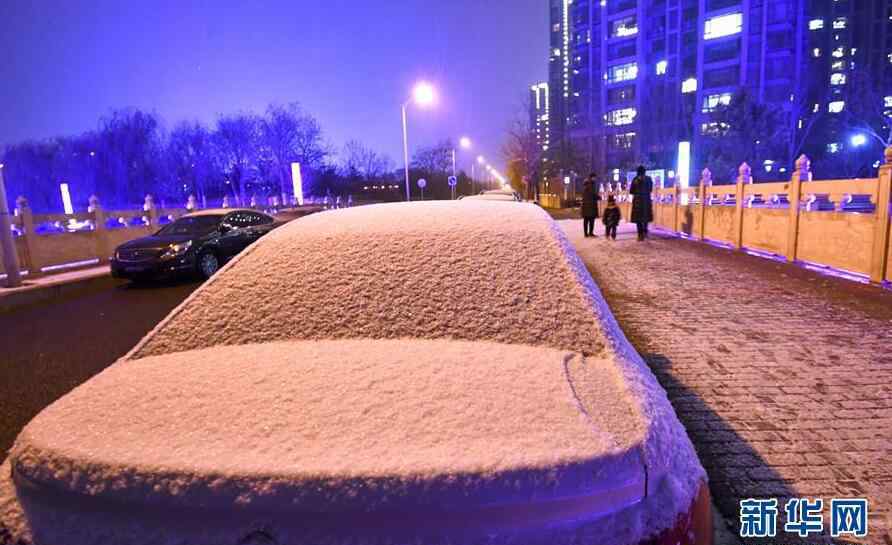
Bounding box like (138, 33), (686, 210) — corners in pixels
(0, 194), (190, 278)
(608, 147), (892, 284)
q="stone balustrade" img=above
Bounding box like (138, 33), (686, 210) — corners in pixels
(610, 146), (892, 284)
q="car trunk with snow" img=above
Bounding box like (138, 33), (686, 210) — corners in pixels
(0, 201), (709, 545)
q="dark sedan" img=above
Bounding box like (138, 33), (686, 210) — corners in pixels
(110, 208), (277, 281)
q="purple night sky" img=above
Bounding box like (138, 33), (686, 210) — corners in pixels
(0, 0), (548, 172)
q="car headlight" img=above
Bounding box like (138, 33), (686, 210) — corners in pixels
(161, 240), (193, 259)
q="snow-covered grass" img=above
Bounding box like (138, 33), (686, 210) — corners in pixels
(1, 201), (705, 545)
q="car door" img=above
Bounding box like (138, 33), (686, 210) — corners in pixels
(243, 213), (275, 244)
(218, 212), (251, 259)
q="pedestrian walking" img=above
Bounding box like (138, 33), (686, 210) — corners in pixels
(629, 166), (654, 241)
(602, 195), (621, 240)
(581, 173), (601, 238)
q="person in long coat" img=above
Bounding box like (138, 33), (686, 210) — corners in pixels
(580, 174), (601, 237)
(629, 165), (654, 241)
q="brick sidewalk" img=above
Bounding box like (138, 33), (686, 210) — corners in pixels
(560, 219), (892, 545)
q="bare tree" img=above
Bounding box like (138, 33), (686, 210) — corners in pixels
(261, 103), (330, 203)
(501, 98), (542, 199)
(411, 140), (453, 177)
(168, 121), (218, 206)
(214, 113), (261, 205)
(341, 140), (392, 182)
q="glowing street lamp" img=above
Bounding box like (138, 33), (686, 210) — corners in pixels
(459, 136), (472, 149)
(850, 134), (867, 148)
(401, 81), (437, 202)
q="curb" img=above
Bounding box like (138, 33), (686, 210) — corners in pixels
(0, 268), (119, 314)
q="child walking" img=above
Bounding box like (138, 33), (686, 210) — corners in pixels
(602, 195), (621, 240)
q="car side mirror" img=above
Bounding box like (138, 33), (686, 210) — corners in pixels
(219, 223), (232, 234)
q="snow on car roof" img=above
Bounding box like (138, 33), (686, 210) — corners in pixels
(131, 201), (609, 359)
(11, 339), (642, 512)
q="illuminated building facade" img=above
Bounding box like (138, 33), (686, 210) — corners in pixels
(547, 0), (892, 180)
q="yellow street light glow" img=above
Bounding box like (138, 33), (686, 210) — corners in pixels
(459, 136), (472, 149)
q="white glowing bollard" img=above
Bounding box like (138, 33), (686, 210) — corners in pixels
(60, 183), (74, 215)
(291, 162), (304, 207)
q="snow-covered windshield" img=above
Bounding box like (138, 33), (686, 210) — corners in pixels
(156, 216), (222, 236)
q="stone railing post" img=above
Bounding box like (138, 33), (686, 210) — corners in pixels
(786, 155), (809, 262)
(15, 195), (41, 276)
(185, 194), (197, 213)
(699, 168), (712, 241)
(870, 146), (892, 283)
(734, 162), (751, 249)
(222, 195), (230, 209)
(144, 194), (158, 230)
(0, 167), (22, 287)
(89, 195), (111, 264)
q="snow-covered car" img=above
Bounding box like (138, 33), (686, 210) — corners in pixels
(0, 201), (710, 545)
(461, 190), (522, 202)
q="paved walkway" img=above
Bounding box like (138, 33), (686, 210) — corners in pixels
(560, 219), (892, 545)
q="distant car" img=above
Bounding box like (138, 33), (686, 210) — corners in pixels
(110, 208), (276, 281)
(461, 189), (522, 202)
(1, 201), (710, 545)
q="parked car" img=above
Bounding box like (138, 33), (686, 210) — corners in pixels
(461, 189), (522, 202)
(110, 208), (276, 281)
(1, 201), (710, 545)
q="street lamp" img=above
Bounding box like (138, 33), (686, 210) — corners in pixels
(401, 81), (437, 202)
(850, 134), (867, 148)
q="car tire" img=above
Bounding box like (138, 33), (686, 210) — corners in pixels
(197, 251), (220, 279)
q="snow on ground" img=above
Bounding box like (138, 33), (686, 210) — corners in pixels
(2, 202), (705, 545)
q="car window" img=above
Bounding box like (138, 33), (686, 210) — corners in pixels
(223, 212), (253, 228)
(248, 213), (274, 226)
(157, 216), (223, 236)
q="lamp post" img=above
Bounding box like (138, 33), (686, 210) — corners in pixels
(401, 82), (436, 202)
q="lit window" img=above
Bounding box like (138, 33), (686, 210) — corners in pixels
(833, 17), (847, 29)
(656, 60), (668, 75)
(827, 143), (841, 154)
(813, 103), (820, 113)
(607, 62), (638, 83)
(704, 13), (743, 40)
(611, 16), (638, 38)
(832, 47), (845, 58)
(701, 122), (730, 136)
(681, 78), (698, 93)
(831, 60), (844, 70)
(702, 92), (732, 112)
(830, 73), (847, 86)
(610, 132), (636, 149)
(813, 48), (822, 58)
(605, 108), (638, 126)
(809, 19), (824, 30)
(885, 96), (892, 108)
(553, 48), (561, 57)
(828, 101), (845, 113)
(553, 23), (561, 32)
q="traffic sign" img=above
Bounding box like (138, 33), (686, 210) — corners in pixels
(448, 176), (457, 187)
(417, 178), (427, 189)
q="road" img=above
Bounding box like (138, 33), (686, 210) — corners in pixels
(0, 277), (200, 457)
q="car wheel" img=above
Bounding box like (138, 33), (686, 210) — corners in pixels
(197, 251), (220, 279)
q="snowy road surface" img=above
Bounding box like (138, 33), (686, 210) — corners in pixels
(561, 218), (892, 544)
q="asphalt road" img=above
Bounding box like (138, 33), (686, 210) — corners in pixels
(0, 277), (200, 457)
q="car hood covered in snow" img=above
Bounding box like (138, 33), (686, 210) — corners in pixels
(1, 201), (705, 545)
